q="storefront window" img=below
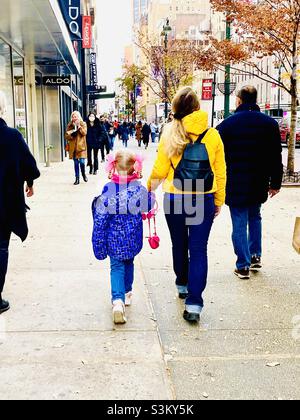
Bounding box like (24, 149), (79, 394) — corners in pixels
(12, 51), (27, 140)
(0, 39), (14, 126)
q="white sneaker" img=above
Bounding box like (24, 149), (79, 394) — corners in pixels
(125, 292), (133, 307)
(112, 300), (127, 324)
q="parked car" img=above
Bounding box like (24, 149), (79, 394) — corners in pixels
(273, 118), (300, 146)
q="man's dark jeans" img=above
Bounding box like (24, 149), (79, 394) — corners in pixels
(229, 205), (262, 270)
(0, 228), (11, 295)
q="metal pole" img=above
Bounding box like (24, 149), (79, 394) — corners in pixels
(211, 73), (217, 127)
(80, 41), (87, 118)
(224, 16), (231, 119)
(164, 33), (168, 121)
(133, 76), (137, 123)
(278, 65), (282, 117)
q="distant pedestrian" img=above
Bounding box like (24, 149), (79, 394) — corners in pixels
(92, 151), (154, 324)
(142, 122), (151, 149)
(129, 121), (135, 138)
(108, 125), (116, 151)
(0, 91), (40, 314)
(148, 86), (226, 324)
(217, 86), (283, 280)
(98, 123), (110, 163)
(121, 122), (130, 148)
(135, 121), (143, 147)
(86, 113), (101, 175)
(150, 122), (158, 143)
(65, 111), (88, 185)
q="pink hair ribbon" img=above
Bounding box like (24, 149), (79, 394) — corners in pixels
(105, 153), (116, 174)
(134, 154), (145, 174)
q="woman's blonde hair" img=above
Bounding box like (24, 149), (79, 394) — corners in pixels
(0, 91), (7, 118)
(164, 87), (200, 158)
(70, 111), (83, 123)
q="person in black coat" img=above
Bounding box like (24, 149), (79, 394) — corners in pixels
(99, 120), (111, 163)
(0, 93), (40, 313)
(142, 122), (151, 150)
(86, 113), (102, 175)
(217, 86), (283, 279)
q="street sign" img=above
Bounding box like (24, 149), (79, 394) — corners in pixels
(202, 79), (214, 101)
(90, 92), (116, 100)
(87, 85), (107, 94)
(82, 16), (92, 49)
(90, 53), (98, 87)
(43, 76), (71, 87)
(58, 0), (81, 40)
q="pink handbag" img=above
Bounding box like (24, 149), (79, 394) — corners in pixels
(142, 203), (160, 250)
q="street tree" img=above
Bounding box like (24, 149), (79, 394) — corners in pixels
(208, 0), (300, 174)
(117, 65), (146, 121)
(135, 33), (195, 103)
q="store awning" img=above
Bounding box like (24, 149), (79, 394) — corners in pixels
(0, 0), (80, 75)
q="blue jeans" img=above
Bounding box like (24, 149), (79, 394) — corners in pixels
(110, 258), (134, 303)
(230, 205), (262, 270)
(151, 133), (156, 143)
(123, 139), (128, 148)
(74, 158), (86, 178)
(164, 194), (215, 312)
(109, 136), (115, 150)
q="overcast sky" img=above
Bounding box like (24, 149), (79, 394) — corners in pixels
(97, 0), (132, 112)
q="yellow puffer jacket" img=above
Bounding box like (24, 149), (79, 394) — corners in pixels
(147, 110), (227, 206)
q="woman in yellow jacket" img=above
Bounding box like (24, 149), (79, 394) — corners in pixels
(148, 87), (226, 323)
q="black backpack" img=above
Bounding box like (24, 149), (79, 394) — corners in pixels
(171, 129), (214, 193)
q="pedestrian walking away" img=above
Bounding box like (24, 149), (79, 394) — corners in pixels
(148, 87), (227, 324)
(108, 126), (116, 151)
(142, 122), (151, 150)
(135, 121), (143, 147)
(65, 111), (88, 185)
(217, 85), (283, 280)
(98, 123), (110, 162)
(86, 113), (101, 175)
(120, 122), (130, 148)
(92, 150), (155, 325)
(0, 91), (40, 314)
(150, 121), (158, 143)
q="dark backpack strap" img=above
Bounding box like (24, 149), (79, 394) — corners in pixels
(196, 129), (210, 144)
(170, 128), (210, 169)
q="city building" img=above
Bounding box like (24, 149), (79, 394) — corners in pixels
(130, 0), (214, 121)
(0, 0), (98, 164)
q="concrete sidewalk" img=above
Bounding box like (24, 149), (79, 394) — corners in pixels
(0, 140), (299, 400)
(0, 146), (173, 400)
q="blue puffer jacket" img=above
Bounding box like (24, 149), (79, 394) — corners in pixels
(92, 180), (154, 261)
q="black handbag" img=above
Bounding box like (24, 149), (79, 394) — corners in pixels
(171, 129), (214, 193)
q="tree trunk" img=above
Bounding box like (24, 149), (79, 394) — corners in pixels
(287, 81), (298, 174)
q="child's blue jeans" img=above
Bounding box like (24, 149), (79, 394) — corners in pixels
(110, 258), (134, 303)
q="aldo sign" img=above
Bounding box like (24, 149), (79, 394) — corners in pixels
(58, 0), (81, 40)
(43, 76), (71, 87)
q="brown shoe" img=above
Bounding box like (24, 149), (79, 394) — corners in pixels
(234, 268), (250, 280)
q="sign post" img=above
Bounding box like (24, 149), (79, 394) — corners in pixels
(202, 79), (214, 101)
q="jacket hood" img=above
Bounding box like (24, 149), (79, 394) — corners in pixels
(182, 110), (209, 140)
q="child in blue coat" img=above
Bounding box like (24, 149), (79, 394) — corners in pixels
(92, 150), (154, 324)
